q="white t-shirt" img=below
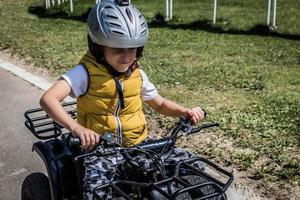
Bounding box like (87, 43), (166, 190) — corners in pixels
(62, 64), (158, 101)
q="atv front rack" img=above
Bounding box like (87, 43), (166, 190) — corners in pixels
(93, 158), (234, 200)
(24, 101), (77, 139)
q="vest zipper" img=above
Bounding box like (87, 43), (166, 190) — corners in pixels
(114, 79), (123, 144)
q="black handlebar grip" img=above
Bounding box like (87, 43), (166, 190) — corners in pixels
(68, 136), (81, 147)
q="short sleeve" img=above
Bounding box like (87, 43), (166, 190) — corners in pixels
(140, 69), (158, 101)
(61, 64), (88, 98)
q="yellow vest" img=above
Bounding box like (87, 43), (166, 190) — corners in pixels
(77, 52), (147, 146)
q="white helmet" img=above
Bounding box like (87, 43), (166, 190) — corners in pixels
(87, 0), (148, 48)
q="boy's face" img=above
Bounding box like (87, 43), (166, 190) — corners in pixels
(103, 47), (137, 73)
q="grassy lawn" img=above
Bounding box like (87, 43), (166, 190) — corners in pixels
(0, 0), (299, 198)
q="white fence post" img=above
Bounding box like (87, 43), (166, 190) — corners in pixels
(70, 0), (73, 12)
(266, 0), (271, 26)
(45, 0), (50, 9)
(44, 0), (72, 10)
(213, 0), (218, 23)
(272, 0), (277, 27)
(170, 0), (173, 19)
(166, 0), (169, 20)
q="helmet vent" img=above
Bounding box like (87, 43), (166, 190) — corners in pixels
(112, 30), (124, 35)
(141, 22), (146, 27)
(139, 14), (142, 19)
(108, 22), (122, 27)
(125, 8), (133, 23)
(140, 29), (147, 35)
(106, 14), (119, 19)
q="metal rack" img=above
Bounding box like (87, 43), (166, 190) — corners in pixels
(92, 157), (234, 199)
(24, 101), (77, 139)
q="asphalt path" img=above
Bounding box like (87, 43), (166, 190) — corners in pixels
(0, 68), (46, 200)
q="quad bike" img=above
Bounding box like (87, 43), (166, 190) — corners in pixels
(21, 101), (234, 200)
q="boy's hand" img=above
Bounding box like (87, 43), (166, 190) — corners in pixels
(186, 107), (205, 124)
(71, 124), (100, 150)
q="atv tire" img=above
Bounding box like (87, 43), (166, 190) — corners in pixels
(21, 172), (51, 200)
(181, 175), (227, 200)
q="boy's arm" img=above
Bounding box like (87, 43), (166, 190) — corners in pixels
(145, 95), (205, 124)
(40, 79), (99, 149)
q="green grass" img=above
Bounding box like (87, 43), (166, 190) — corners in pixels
(0, 0), (299, 197)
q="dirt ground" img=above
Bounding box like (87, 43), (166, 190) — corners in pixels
(1, 50), (299, 200)
(145, 116), (300, 200)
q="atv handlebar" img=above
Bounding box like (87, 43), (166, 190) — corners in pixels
(68, 109), (208, 148)
(68, 117), (218, 148)
(70, 117), (219, 162)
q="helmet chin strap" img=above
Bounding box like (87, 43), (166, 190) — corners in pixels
(124, 59), (139, 78)
(111, 59), (139, 109)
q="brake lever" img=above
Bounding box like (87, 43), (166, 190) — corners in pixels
(188, 123), (220, 135)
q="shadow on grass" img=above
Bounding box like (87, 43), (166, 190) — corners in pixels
(28, 6), (300, 41)
(28, 5), (91, 22)
(149, 14), (300, 41)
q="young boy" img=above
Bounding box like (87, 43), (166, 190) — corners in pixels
(40, 0), (205, 198)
